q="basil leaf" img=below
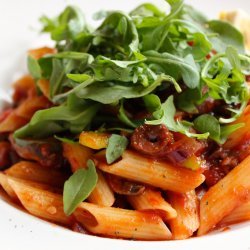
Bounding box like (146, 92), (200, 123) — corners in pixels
(143, 94), (162, 113)
(193, 115), (244, 144)
(106, 134), (129, 164)
(63, 160), (98, 216)
(194, 114), (220, 142)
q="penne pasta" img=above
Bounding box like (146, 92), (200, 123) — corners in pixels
(15, 95), (51, 120)
(167, 190), (199, 240)
(88, 170), (115, 207)
(62, 142), (93, 172)
(63, 143), (115, 207)
(5, 161), (68, 188)
(0, 112), (28, 133)
(220, 200), (250, 226)
(0, 95), (51, 133)
(7, 178), (73, 226)
(127, 188), (177, 221)
(0, 172), (18, 201)
(12, 75), (36, 103)
(96, 150), (205, 193)
(198, 155), (250, 236)
(74, 202), (172, 240)
(0, 173), (61, 198)
(224, 105), (250, 148)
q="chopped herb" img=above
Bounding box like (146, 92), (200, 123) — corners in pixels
(63, 160), (98, 215)
(106, 134), (129, 164)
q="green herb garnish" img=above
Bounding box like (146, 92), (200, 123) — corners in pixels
(14, 0), (250, 145)
(63, 160), (98, 215)
(106, 134), (129, 164)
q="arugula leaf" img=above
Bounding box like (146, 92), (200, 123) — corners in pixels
(118, 101), (138, 128)
(90, 56), (148, 84)
(207, 20), (245, 53)
(75, 74), (168, 104)
(94, 11), (139, 54)
(14, 96), (100, 139)
(27, 56), (42, 79)
(182, 4), (208, 25)
(144, 50), (200, 88)
(176, 88), (203, 113)
(201, 49), (250, 124)
(146, 95), (209, 139)
(27, 2), (249, 146)
(40, 6), (88, 42)
(106, 134), (129, 164)
(49, 58), (65, 97)
(164, 0), (184, 22)
(48, 53), (94, 98)
(67, 74), (91, 83)
(188, 32), (212, 61)
(130, 3), (164, 18)
(226, 46), (241, 70)
(38, 57), (53, 79)
(63, 159), (98, 215)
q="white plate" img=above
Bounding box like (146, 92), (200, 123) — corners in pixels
(0, 1), (250, 250)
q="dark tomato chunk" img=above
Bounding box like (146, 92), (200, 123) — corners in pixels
(166, 134), (207, 163)
(107, 174), (145, 196)
(10, 136), (63, 168)
(131, 124), (174, 157)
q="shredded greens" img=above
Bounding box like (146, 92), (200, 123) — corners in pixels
(15, 0), (250, 144)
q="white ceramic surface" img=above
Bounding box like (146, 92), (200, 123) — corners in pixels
(0, 1), (250, 249)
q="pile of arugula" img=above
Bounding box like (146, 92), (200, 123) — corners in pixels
(13, 0), (250, 215)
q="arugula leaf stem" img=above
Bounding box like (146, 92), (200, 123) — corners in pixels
(52, 77), (94, 103)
